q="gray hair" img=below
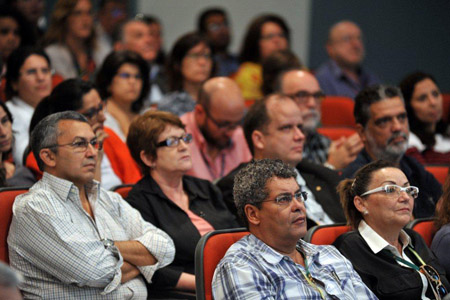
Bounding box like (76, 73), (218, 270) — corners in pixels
(354, 84), (405, 127)
(30, 111), (88, 171)
(233, 159), (297, 226)
(0, 261), (21, 287)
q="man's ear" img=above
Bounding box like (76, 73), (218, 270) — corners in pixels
(244, 204), (261, 226)
(252, 130), (265, 151)
(355, 123), (367, 143)
(113, 41), (124, 51)
(39, 149), (56, 168)
(194, 104), (206, 124)
(140, 150), (156, 169)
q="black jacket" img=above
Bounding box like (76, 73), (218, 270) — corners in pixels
(334, 229), (450, 300)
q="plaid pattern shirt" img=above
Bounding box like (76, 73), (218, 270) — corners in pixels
(8, 172), (175, 299)
(303, 131), (331, 165)
(212, 234), (378, 300)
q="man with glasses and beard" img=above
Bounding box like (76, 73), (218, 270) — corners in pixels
(180, 77), (251, 181)
(342, 85), (442, 218)
(277, 69), (363, 170)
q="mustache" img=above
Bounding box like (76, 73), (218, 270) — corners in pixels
(387, 132), (408, 144)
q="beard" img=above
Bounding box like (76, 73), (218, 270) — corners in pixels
(199, 123), (231, 150)
(302, 109), (321, 134)
(366, 131), (408, 163)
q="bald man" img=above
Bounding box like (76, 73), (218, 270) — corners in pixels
(279, 69), (363, 169)
(180, 77), (252, 181)
(315, 20), (380, 99)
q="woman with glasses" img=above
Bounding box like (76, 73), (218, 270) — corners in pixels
(233, 14), (290, 101)
(23, 79), (141, 189)
(126, 110), (238, 297)
(5, 46), (52, 167)
(96, 50), (150, 142)
(158, 32), (214, 116)
(43, 0), (97, 81)
(432, 176), (450, 280)
(400, 71), (449, 165)
(0, 101), (14, 187)
(334, 160), (449, 299)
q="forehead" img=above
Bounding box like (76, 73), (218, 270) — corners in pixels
(21, 54), (48, 69)
(187, 42), (209, 53)
(117, 63), (139, 73)
(0, 17), (19, 27)
(413, 78), (438, 94)
(282, 71), (320, 93)
(369, 97), (406, 121)
(261, 21), (283, 34)
(57, 119), (94, 140)
(74, 0), (92, 10)
(370, 167), (409, 186)
(124, 21), (149, 35)
(0, 105), (8, 117)
(206, 13), (225, 24)
(265, 176), (299, 196)
(158, 124), (185, 140)
(267, 98), (302, 125)
(331, 22), (361, 39)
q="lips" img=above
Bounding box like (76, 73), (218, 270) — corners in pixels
(292, 215), (306, 225)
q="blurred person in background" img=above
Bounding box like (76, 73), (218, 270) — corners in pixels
(8, 0), (45, 43)
(400, 71), (450, 165)
(197, 7), (239, 77)
(158, 32), (214, 116)
(0, 101), (14, 187)
(233, 14), (290, 101)
(96, 50), (150, 141)
(43, 0), (97, 80)
(5, 47), (52, 167)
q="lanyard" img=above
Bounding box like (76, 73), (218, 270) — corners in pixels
(382, 246), (424, 271)
(297, 246), (326, 300)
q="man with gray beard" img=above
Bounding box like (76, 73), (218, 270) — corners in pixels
(342, 85), (442, 218)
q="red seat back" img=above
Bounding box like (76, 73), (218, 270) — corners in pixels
(424, 165), (449, 185)
(195, 228), (249, 300)
(0, 187), (29, 263)
(406, 218), (436, 247)
(111, 184), (134, 199)
(303, 223), (351, 245)
(442, 93), (450, 123)
(321, 96), (356, 127)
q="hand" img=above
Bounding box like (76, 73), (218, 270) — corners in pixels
(4, 161), (15, 179)
(326, 133), (363, 170)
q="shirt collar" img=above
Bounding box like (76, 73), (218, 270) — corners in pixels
(329, 59), (362, 80)
(358, 220), (411, 255)
(41, 172), (100, 202)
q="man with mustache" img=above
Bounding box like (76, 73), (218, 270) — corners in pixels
(7, 111), (175, 299)
(277, 69), (363, 170)
(315, 21), (380, 99)
(212, 159), (377, 300)
(180, 77), (251, 182)
(342, 85), (442, 218)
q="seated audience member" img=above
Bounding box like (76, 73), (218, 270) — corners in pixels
(234, 14), (290, 100)
(212, 159), (377, 299)
(400, 71), (450, 165)
(315, 20), (380, 99)
(217, 94), (345, 226)
(158, 32), (213, 116)
(180, 77), (251, 182)
(96, 50), (150, 141)
(197, 7), (239, 77)
(0, 101), (13, 187)
(25, 79), (141, 189)
(275, 67), (363, 170)
(43, 0), (96, 81)
(0, 6), (27, 65)
(432, 176), (450, 278)
(335, 160), (450, 299)
(7, 111), (174, 298)
(5, 47), (52, 166)
(0, 261), (22, 300)
(126, 110), (238, 296)
(93, 0), (128, 67)
(343, 85), (442, 218)
(114, 16), (167, 107)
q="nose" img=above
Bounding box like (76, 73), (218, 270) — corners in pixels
(293, 126), (305, 141)
(428, 94), (439, 106)
(85, 143), (98, 158)
(0, 124), (6, 136)
(291, 195), (306, 212)
(391, 117), (403, 132)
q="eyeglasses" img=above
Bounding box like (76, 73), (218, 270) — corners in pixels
(48, 138), (103, 153)
(260, 32), (286, 41)
(361, 184), (419, 199)
(185, 52), (212, 61)
(286, 91), (325, 105)
(156, 133), (192, 148)
(420, 264), (448, 299)
(205, 109), (243, 130)
(261, 191), (308, 207)
(116, 72), (142, 80)
(81, 103), (105, 120)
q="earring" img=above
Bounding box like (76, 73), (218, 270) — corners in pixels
(363, 210), (369, 216)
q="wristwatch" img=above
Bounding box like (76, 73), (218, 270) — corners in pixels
(100, 238), (115, 249)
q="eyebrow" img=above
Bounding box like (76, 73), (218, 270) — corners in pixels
(380, 180), (410, 186)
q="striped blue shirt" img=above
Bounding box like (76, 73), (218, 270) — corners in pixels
(7, 172), (175, 299)
(212, 234), (378, 300)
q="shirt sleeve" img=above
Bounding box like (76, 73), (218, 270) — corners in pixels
(212, 260), (276, 300)
(11, 197), (123, 293)
(112, 192), (175, 283)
